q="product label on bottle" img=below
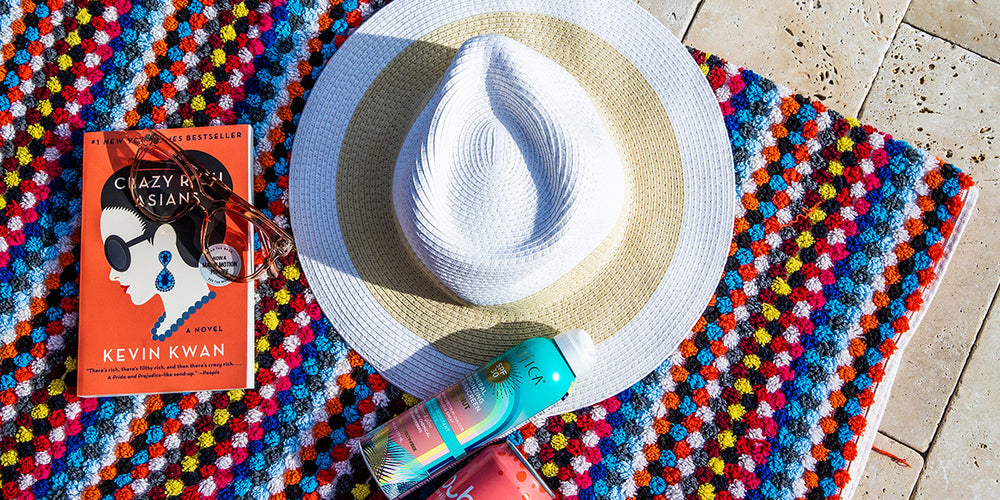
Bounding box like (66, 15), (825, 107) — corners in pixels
(361, 358), (520, 498)
(431, 363), (513, 449)
(394, 403), (450, 462)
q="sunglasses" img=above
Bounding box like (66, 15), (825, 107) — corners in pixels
(129, 130), (293, 282)
(104, 233), (147, 272)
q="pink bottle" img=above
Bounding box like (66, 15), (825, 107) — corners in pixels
(429, 442), (555, 500)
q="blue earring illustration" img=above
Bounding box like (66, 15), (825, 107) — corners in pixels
(156, 251), (175, 292)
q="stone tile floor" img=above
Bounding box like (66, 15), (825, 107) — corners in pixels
(640, 0), (1000, 498)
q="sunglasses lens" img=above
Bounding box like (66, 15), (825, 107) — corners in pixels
(133, 140), (197, 220)
(104, 236), (131, 272)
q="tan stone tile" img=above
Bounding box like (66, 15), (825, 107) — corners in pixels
(861, 24), (1000, 167)
(913, 304), (1000, 498)
(683, 0), (908, 117)
(860, 23), (1000, 452)
(632, 0), (701, 39)
(905, 0), (1000, 63)
(855, 434), (923, 500)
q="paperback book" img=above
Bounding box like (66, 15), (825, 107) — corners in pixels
(78, 125), (255, 397)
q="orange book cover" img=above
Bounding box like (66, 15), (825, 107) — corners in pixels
(78, 125), (255, 397)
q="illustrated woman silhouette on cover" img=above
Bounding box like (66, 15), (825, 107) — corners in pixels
(99, 153), (234, 341)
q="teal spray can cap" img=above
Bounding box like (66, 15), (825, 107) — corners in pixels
(553, 328), (597, 377)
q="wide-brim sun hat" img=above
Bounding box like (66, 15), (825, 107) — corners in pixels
(289, 0), (735, 415)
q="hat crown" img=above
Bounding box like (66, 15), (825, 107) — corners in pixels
(394, 35), (626, 306)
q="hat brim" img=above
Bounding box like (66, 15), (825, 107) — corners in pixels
(290, 0), (734, 415)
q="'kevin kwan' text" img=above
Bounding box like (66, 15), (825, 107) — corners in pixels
(103, 344), (225, 362)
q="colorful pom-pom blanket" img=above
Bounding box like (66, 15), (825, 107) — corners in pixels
(0, 0), (975, 499)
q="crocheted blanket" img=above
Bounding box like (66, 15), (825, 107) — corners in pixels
(0, 1), (975, 499)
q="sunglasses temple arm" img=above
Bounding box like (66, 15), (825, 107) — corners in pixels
(228, 195), (295, 252)
(265, 260), (281, 278)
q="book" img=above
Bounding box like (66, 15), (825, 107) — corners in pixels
(78, 125), (255, 397)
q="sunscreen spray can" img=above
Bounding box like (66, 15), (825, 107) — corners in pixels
(360, 329), (596, 499)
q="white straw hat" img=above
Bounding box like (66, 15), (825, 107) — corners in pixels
(289, 0), (735, 415)
(394, 34), (627, 306)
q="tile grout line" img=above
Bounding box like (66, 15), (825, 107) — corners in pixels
(905, 20), (1000, 66)
(908, 279), (1000, 499)
(680, 0), (708, 42)
(856, 0), (912, 120)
